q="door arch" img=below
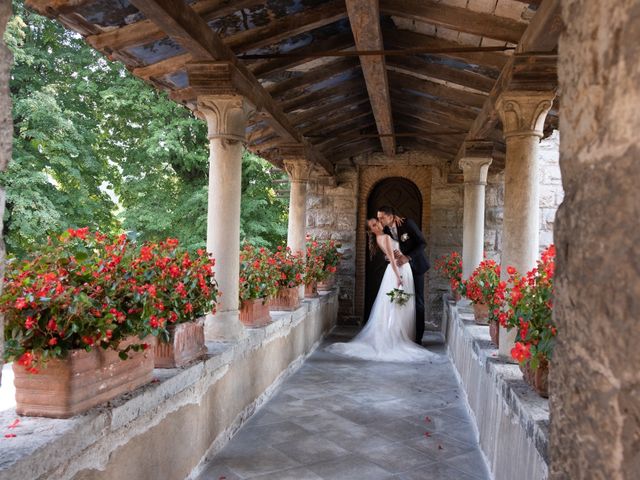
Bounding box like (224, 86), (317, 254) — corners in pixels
(364, 177), (423, 321)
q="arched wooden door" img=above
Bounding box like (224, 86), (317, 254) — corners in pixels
(364, 178), (423, 322)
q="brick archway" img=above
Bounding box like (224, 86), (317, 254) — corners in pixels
(355, 166), (432, 321)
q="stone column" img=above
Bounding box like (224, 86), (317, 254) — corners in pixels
(197, 95), (253, 340)
(460, 142), (493, 281)
(282, 152), (312, 255)
(496, 91), (554, 358)
(0, 1), (12, 386)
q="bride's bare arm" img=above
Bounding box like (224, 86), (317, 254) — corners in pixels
(378, 235), (403, 287)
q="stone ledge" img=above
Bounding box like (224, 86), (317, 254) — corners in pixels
(445, 297), (550, 480)
(0, 291), (338, 480)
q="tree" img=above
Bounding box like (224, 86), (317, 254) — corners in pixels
(3, 1), (288, 255)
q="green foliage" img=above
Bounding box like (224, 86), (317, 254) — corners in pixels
(3, 1), (288, 257)
(240, 151), (288, 249)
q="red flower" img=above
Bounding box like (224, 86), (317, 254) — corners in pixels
(47, 319), (58, 331)
(15, 297), (28, 310)
(25, 316), (36, 329)
(507, 266), (517, 275)
(48, 338), (58, 346)
(510, 342), (531, 363)
(17, 352), (34, 367)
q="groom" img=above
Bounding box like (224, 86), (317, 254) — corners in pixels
(377, 205), (430, 345)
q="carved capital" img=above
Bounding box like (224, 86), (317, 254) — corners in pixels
(196, 95), (254, 143)
(283, 158), (312, 183)
(459, 140), (493, 185)
(496, 91), (555, 139)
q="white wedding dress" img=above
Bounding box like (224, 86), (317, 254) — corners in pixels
(327, 238), (443, 363)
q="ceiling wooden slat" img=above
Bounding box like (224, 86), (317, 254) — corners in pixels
(388, 70), (487, 108)
(380, 0), (528, 44)
(383, 29), (509, 71)
(346, 0), (395, 155)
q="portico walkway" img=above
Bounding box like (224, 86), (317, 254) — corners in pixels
(198, 328), (491, 480)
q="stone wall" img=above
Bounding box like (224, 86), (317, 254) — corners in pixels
(427, 165), (463, 330)
(305, 161), (358, 322)
(551, 2), (640, 479)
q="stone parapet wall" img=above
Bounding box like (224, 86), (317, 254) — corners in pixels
(445, 298), (550, 480)
(0, 293), (338, 480)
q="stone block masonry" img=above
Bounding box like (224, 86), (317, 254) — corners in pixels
(0, 292), (338, 480)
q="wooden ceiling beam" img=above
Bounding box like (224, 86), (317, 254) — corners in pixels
(329, 138), (380, 160)
(383, 29), (509, 71)
(346, 0), (395, 155)
(128, 0), (333, 176)
(86, 0), (261, 51)
(454, 0), (561, 164)
(315, 121), (376, 150)
(282, 77), (366, 113)
(302, 106), (372, 135)
(387, 55), (495, 94)
(292, 94), (369, 126)
(267, 58), (359, 100)
(250, 32), (354, 79)
(390, 89), (478, 120)
(388, 69), (487, 108)
(380, 0), (527, 44)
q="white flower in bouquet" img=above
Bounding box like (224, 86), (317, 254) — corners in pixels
(386, 287), (412, 306)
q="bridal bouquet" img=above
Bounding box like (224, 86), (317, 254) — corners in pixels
(386, 288), (412, 306)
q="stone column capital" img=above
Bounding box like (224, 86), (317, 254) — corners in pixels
(460, 156), (493, 185)
(460, 141), (493, 185)
(283, 157), (312, 183)
(496, 91), (555, 139)
(196, 95), (254, 144)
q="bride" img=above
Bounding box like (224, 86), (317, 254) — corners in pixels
(327, 218), (443, 363)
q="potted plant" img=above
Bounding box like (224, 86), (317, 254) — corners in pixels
(508, 245), (557, 397)
(464, 259), (501, 325)
(434, 252), (464, 301)
(1, 229), (155, 418)
(317, 240), (342, 291)
(303, 237), (325, 298)
(132, 239), (218, 368)
(269, 246), (304, 311)
(238, 244), (278, 326)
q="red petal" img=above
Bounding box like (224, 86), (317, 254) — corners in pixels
(4, 434), (16, 438)
(424, 416), (432, 423)
(7, 419), (20, 429)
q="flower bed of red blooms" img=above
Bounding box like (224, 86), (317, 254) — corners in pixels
(434, 252), (464, 296)
(1, 228), (218, 373)
(505, 245), (557, 370)
(239, 243), (279, 302)
(273, 246), (304, 289)
(304, 236), (341, 284)
(464, 259), (504, 324)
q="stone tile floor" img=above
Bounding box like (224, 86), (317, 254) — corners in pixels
(197, 327), (491, 480)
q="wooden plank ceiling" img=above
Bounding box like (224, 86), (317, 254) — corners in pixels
(26, 0), (560, 174)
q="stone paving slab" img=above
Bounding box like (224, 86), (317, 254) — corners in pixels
(197, 328), (491, 480)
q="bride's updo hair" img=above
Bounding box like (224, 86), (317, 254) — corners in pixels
(366, 218), (380, 260)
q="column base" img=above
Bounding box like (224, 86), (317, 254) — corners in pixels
(205, 310), (246, 341)
(498, 326), (518, 363)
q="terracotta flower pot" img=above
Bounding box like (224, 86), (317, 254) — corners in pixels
(472, 302), (489, 325)
(12, 336), (155, 419)
(154, 321), (207, 368)
(239, 297), (271, 327)
(532, 360), (550, 398)
(305, 281), (318, 298)
(489, 321), (500, 347)
(269, 286), (301, 311)
(317, 275), (335, 292)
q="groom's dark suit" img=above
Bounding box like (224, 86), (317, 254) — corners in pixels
(384, 219), (430, 344)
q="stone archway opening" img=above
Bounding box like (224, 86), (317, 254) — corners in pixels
(364, 177), (422, 322)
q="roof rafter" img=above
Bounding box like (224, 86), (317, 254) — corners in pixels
(128, 0), (333, 175)
(346, 0), (395, 155)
